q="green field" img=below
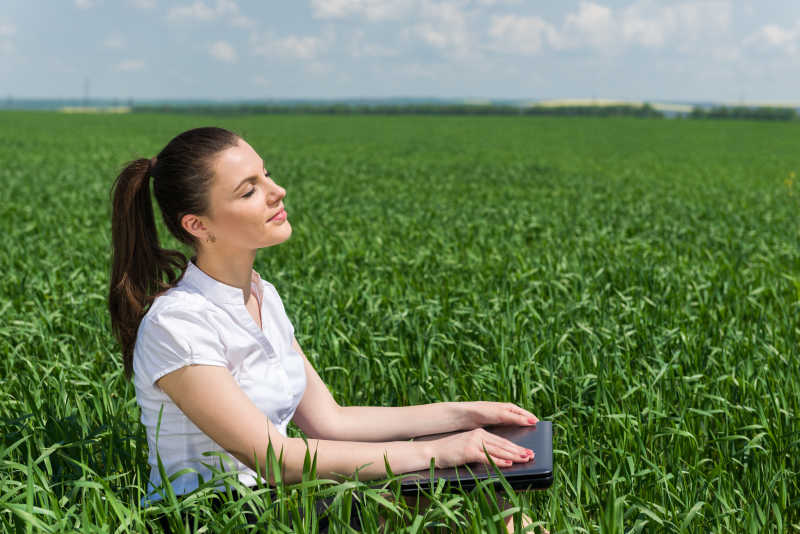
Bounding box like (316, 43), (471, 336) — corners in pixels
(1, 112), (798, 532)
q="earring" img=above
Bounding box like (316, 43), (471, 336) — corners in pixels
(207, 233), (216, 244)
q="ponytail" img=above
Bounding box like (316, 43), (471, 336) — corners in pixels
(108, 127), (241, 379)
(108, 158), (186, 379)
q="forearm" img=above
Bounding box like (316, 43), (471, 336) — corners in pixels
(319, 402), (474, 442)
(240, 435), (436, 485)
(292, 341), (539, 443)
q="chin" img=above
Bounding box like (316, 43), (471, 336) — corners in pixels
(264, 226), (292, 248)
(281, 223), (293, 241)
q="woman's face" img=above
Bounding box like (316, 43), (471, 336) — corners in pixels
(201, 138), (291, 251)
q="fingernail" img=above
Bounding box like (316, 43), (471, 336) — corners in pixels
(528, 417), (537, 424)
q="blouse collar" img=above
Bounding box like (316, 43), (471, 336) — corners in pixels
(181, 261), (264, 307)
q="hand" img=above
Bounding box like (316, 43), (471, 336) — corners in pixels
(429, 427), (535, 469)
(458, 401), (539, 429)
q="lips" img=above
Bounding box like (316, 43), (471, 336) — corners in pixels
(267, 208), (286, 222)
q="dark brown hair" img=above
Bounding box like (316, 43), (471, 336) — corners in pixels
(109, 127), (240, 378)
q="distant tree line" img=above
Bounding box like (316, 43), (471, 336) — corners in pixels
(131, 103), (664, 118)
(689, 106), (797, 121)
(130, 103), (799, 121)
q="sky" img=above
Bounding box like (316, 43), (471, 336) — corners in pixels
(2, 0), (800, 102)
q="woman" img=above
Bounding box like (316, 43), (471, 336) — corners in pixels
(109, 126), (539, 530)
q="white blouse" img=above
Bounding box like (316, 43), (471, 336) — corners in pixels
(132, 261), (307, 502)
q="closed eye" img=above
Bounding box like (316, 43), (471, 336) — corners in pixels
(242, 187), (256, 198)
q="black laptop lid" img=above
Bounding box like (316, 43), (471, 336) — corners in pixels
(399, 421), (553, 494)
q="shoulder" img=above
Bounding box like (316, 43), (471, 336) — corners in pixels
(137, 285), (224, 352)
(133, 286), (229, 383)
(142, 285), (210, 326)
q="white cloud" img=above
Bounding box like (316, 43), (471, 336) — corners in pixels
(474, 0), (520, 5)
(488, 15), (557, 55)
(311, 0), (413, 21)
(103, 32), (126, 49)
(209, 40), (237, 62)
(115, 59), (146, 72)
(619, 6), (668, 47)
(129, 0), (156, 8)
(75, 0), (95, 8)
(744, 21), (800, 55)
(564, 2), (616, 50)
(621, 1), (731, 49)
(311, 0), (524, 61)
(311, 0), (519, 22)
(409, 1), (477, 60)
(487, 0), (733, 56)
(250, 30), (335, 61)
(278, 36), (326, 59)
(0, 21), (16, 55)
(0, 22), (15, 37)
(421, 0), (733, 60)
(168, 1), (216, 21)
(231, 15), (254, 28)
(760, 25), (796, 47)
(168, 0), (254, 27)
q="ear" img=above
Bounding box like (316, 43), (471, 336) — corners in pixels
(181, 213), (210, 241)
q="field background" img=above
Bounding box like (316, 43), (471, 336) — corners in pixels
(0, 112), (798, 532)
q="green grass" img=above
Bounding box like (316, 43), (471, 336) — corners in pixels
(0, 111), (798, 532)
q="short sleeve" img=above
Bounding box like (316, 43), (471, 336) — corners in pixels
(134, 306), (229, 387)
(263, 282), (295, 345)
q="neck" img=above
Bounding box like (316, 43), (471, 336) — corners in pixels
(194, 247), (257, 302)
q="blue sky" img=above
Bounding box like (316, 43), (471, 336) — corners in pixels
(2, 0), (800, 102)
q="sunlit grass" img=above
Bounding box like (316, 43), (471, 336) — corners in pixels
(0, 112), (798, 532)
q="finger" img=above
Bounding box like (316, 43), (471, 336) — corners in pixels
(474, 444), (514, 466)
(480, 439), (534, 463)
(488, 455), (514, 467)
(495, 407), (538, 427)
(506, 404), (539, 424)
(478, 444), (534, 466)
(486, 438), (534, 461)
(507, 411), (538, 426)
(479, 428), (535, 457)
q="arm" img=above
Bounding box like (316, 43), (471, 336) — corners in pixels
(290, 338), (538, 442)
(157, 364), (535, 485)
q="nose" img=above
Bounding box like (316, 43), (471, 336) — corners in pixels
(267, 181), (286, 205)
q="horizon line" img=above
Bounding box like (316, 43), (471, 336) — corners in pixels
(4, 96), (800, 107)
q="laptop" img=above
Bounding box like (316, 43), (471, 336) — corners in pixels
(398, 421), (553, 495)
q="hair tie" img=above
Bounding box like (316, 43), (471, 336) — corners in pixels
(149, 156), (158, 169)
